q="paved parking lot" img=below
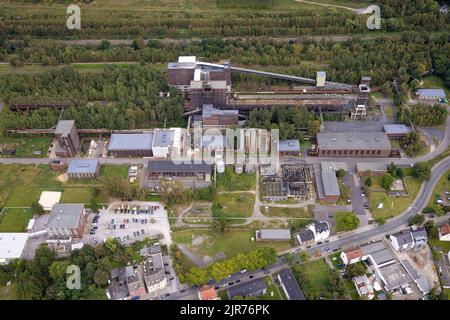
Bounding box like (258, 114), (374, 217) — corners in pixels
(83, 201), (172, 247)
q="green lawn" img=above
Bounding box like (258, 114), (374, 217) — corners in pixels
(337, 176), (352, 205)
(329, 252), (344, 269)
(368, 176), (421, 220)
(0, 164), (129, 208)
(334, 211), (359, 232)
(0, 208), (33, 232)
(429, 239), (450, 253)
(0, 137), (52, 158)
(214, 193), (255, 222)
(260, 206), (314, 219)
(216, 166), (255, 192)
(444, 288), (450, 300)
(172, 229), (291, 259)
(293, 259), (332, 300)
(427, 170), (450, 207)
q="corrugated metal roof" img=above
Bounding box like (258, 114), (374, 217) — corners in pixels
(321, 170), (340, 196)
(317, 132), (391, 150)
(417, 88), (446, 98)
(67, 159), (99, 174)
(152, 129), (175, 148)
(278, 268), (305, 300)
(108, 133), (153, 151)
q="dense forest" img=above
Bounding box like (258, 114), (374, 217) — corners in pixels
(398, 103), (448, 127)
(0, 0), (448, 40)
(2, 33), (449, 87)
(246, 107), (321, 140)
(0, 65), (185, 129)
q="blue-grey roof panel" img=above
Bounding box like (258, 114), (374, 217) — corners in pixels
(108, 133), (153, 151)
(68, 159), (99, 174)
(417, 88), (446, 98)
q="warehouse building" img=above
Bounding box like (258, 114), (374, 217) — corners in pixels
(146, 160), (212, 189)
(0, 233), (29, 264)
(278, 268), (305, 300)
(316, 132), (391, 158)
(108, 133), (154, 157)
(192, 105), (239, 128)
(67, 159), (100, 179)
(188, 80), (228, 108)
(383, 124), (411, 139)
(416, 88), (446, 101)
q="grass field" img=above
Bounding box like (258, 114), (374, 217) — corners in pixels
(260, 206), (314, 218)
(214, 193), (254, 221)
(172, 229), (291, 259)
(0, 164), (128, 208)
(429, 239), (450, 253)
(258, 276), (283, 300)
(293, 258), (332, 299)
(0, 137), (52, 158)
(216, 166), (255, 192)
(368, 176), (421, 220)
(427, 170), (450, 207)
(0, 208), (33, 232)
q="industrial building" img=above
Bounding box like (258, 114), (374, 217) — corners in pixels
(187, 80), (228, 108)
(46, 203), (87, 238)
(315, 162), (340, 203)
(54, 120), (80, 157)
(416, 88), (446, 100)
(383, 124), (411, 139)
(192, 105), (239, 128)
(146, 160), (212, 189)
(108, 133), (154, 157)
(261, 165), (314, 201)
(67, 159), (100, 179)
(315, 132), (391, 158)
(152, 128), (182, 159)
(0, 233), (29, 264)
(356, 162), (387, 176)
(279, 139), (300, 157)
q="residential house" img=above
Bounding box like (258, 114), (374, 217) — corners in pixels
(227, 278), (267, 300)
(198, 285), (220, 300)
(439, 223), (450, 241)
(389, 227), (428, 251)
(352, 275), (376, 300)
(296, 220), (330, 245)
(278, 268), (305, 300)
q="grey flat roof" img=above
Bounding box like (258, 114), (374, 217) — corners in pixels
(153, 129), (175, 148)
(279, 140), (300, 152)
(361, 241), (395, 266)
(47, 204), (84, 229)
(202, 105), (238, 117)
(278, 268), (305, 300)
(383, 124), (411, 135)
(55, 120), (75, 135)
(417, 88), (446, 98)
(356, 162), (387, 172)
(227, 278), (266, 299)
(257, 229), (291, 240)
(317, 132), (391, 150)
(400, 260), (419, 280)
(67, 159), (99, 174)
(321, 170), (340, 196)
(202, 134), (225, 148)
(147, 160), (212, 173)
(108, 133), (153, 151)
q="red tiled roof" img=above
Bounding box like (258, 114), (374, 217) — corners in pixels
(199, 285), (218, 300)
(344, 247), (363, 260)
(440, 223), (450, 236)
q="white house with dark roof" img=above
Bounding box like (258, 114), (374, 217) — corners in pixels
(389, 227), (428, 252)
(296, 220), (330, 245)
